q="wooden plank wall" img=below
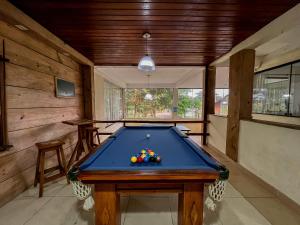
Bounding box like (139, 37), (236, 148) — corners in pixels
(0, 20), (84, 206)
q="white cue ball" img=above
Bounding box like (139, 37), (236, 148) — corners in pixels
(146, 134), (151, 138)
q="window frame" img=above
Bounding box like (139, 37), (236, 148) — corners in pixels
(253, 59), (300, 118)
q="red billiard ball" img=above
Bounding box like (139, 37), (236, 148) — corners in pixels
(137, 156), (143, 163)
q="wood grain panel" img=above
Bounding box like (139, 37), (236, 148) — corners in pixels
(8, 0), (298, 65)
(0, 15), (84, 207)
(57, 52), (80, 72)
(0, 166), (35, 206)
(5, 38), (81, 80)
(0, 142), (75, 207)
(6, 86), (82, 109)
(7, 123), (77, 153)
(7, 107), (82, 131)
(0, 139), (76, 183)
(6, 63), (82, 95)
(0, 21), (80, 71)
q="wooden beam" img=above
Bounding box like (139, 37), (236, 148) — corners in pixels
(202, 66), (215, 145)
(226, 49), (255, 161)
(82, 65), (95, 120)
(0, 39), (12, 151)
(210, 5), (300, 67)
(0, 1), (93, 66)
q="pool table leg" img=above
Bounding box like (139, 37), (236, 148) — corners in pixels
(95, 184), (120, 225)
(178, 183), (204, 225)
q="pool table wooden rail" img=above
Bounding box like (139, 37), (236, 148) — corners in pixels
(78, 169), (219, 183)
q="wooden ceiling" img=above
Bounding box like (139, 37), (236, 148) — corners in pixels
(9, 0), (299, 66)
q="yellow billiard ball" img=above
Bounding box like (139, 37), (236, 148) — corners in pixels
(141, 154), (146, 158)
(131, 156), (137, 163)
(141, 149), (146, 154)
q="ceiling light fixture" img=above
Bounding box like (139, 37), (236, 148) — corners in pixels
(138, 32), (155, 72)
(144, 74), (153, 101)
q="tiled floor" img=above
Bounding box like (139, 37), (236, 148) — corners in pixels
(1, 143), (300, 225)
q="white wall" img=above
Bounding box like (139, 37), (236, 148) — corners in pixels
(253, 114), (300, 126)
(94, 72), (105, 129)
(239, 120), (300, 205)
(207, 114), (228, 154)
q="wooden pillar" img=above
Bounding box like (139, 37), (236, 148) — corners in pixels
(226, 49), (255, 161)
(202, 66), (216, 145)
(82, 65), (95, 120)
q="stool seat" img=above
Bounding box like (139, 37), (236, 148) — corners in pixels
(85, 127), (99, 131)
(36, 140), (65, 150)
(34, 139), (69, 197)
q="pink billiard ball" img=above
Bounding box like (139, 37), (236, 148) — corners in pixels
(156, 156), (161, 163)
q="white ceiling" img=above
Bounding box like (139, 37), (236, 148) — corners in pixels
(95, 66), (230, 89)
(95, 66), (205, 88)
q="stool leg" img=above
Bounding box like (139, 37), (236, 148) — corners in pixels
(56, 148), (64, 175)
(87, 130), (94, 152)
(39, 151), (45, 197)
(96, 131), (101, 145)
(59, 146), (70, 184)
(34, 150), (41, 187)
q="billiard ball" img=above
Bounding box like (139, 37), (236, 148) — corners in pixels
(141, 149), (146, 154)
(131, 156), (137, 163)
(141, 154), (146, 159)
(137, 156), (143, 163)
(143, 156), (149, 163)
(156, 156), (161, 163)
(149, 152), (155, 156)
(150, 157), (156, 162)
(146, 134), (151, 138)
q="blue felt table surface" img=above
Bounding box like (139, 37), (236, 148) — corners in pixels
(80, 126), (221, 171)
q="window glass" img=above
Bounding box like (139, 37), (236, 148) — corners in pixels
(291, 62), (300, 116)
(124, 88), (173, 119)
(253, 65), (290, 116)
(104, 81), (122, 120)
(215, 89), (229, 116)
(177, 89), (202, 119)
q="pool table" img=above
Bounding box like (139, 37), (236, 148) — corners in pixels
(73, 126), (228, 225)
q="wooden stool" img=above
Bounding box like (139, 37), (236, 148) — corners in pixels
(34, 140), (69, 197)
(86, 127), (101, 151)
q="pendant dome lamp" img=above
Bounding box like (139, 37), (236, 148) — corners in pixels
(138, 32), (156, 72)
(144, 74), (153, 100)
